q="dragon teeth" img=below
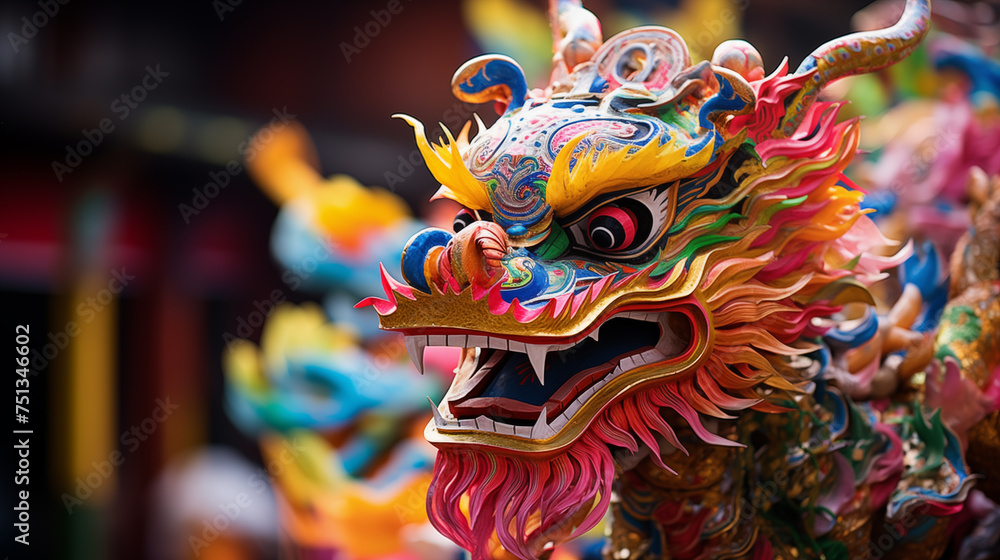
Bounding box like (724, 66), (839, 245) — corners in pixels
(588, 326), (600, 342)
(428, 334), (447, 346)
(405, 336), (427, 374)
(467, 335), (489, 348)
(533, 407), (547, 431)
(525, 344), (549, 385)
(475, 416), (495, 432)
(495, 422), (515, 436)
(641, 348), (665, 363)
(428, 396), (446, 425)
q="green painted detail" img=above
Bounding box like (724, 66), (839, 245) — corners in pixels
(841, 254), (861, 271)
(841, 398), (878, 480)
(534, 222), (569, 259)
(668, 201), (742, 235)
(663, 235), (741, 270)
(907, 405), (947, 476)
(486, 178), (499, 196)
(531, 178), (547, 197)
(761, 195), (808, 222)
(935, 305), (980, 362)
(501, 261), (533, 289)
(705, 212), (743, 233)
(656, 105), (700, 136)
(818, 540), (849, 560)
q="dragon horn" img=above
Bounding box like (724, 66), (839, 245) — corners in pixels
(779, 0), (931, 136)
(549, 0), (602, 87)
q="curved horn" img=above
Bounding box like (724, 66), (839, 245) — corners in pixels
(549, 0), (602, 87)
(452, 55), (528, 114)
(779, 0), (930, 136)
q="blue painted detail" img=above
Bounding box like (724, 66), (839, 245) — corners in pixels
(270, 210), (422, 336)
(823, 389), (848, 436)
(506, 225), (528, 237)
(589, 76), (608, 93)
(457, 58), (529, 113)
(499, 250), (549, 303)
(825, 306), (878, 349)
(699, 73), (751, 130)
(551, 100), (599, 109)
(901, 243), (949, 333)
(225, 348), (440, 438)
(918, 281), (949, 333)
(401, 228), (453, 294)
(901, 242), (939, 299)
(796, 56), (818, 74)
(934, 49), (1000, 104)
(813, 345), (831, 402)
(364, 440), (435, 489)
(860, 190), (897, 217)
(581, 540), (605, 560)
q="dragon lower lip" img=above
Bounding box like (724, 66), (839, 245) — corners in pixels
(407, 309), (695, 440)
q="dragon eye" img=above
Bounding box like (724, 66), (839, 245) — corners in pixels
(567, 190), (667, 259)
(453, 208), (476, 233)
(587, 205), (637, 252)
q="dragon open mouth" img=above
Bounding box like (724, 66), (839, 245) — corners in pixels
(403, 307), (701, 447)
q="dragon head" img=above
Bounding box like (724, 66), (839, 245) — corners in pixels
(359, 1), (930, 557)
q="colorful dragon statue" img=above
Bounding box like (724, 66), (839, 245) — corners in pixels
(357, 0), (1000, 558)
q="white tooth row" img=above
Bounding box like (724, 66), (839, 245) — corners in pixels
(618, 311), (662, 322)
(405, 333), (579, 385)
(415, 310), (683, 440)
(428, 345), (670, 440)
(404, 309), (666, 379)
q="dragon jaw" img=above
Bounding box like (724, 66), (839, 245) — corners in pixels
(356, 0), (931, 557)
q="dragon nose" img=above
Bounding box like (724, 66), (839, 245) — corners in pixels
(401, 222), (508, 294)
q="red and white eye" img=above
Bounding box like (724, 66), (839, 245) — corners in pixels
(567, 189), (670, 258)
(587, 205), (637, 252)
(453, 208), (476, 233)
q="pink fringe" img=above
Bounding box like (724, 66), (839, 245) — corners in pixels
(428, 382), (747, 559)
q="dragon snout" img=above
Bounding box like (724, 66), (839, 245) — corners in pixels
(401, 222), (508, 294)
(442, 221), (507, 289)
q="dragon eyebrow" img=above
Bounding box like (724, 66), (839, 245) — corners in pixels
(545, 132), (718, 218)
(395, 114), (492, 212)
